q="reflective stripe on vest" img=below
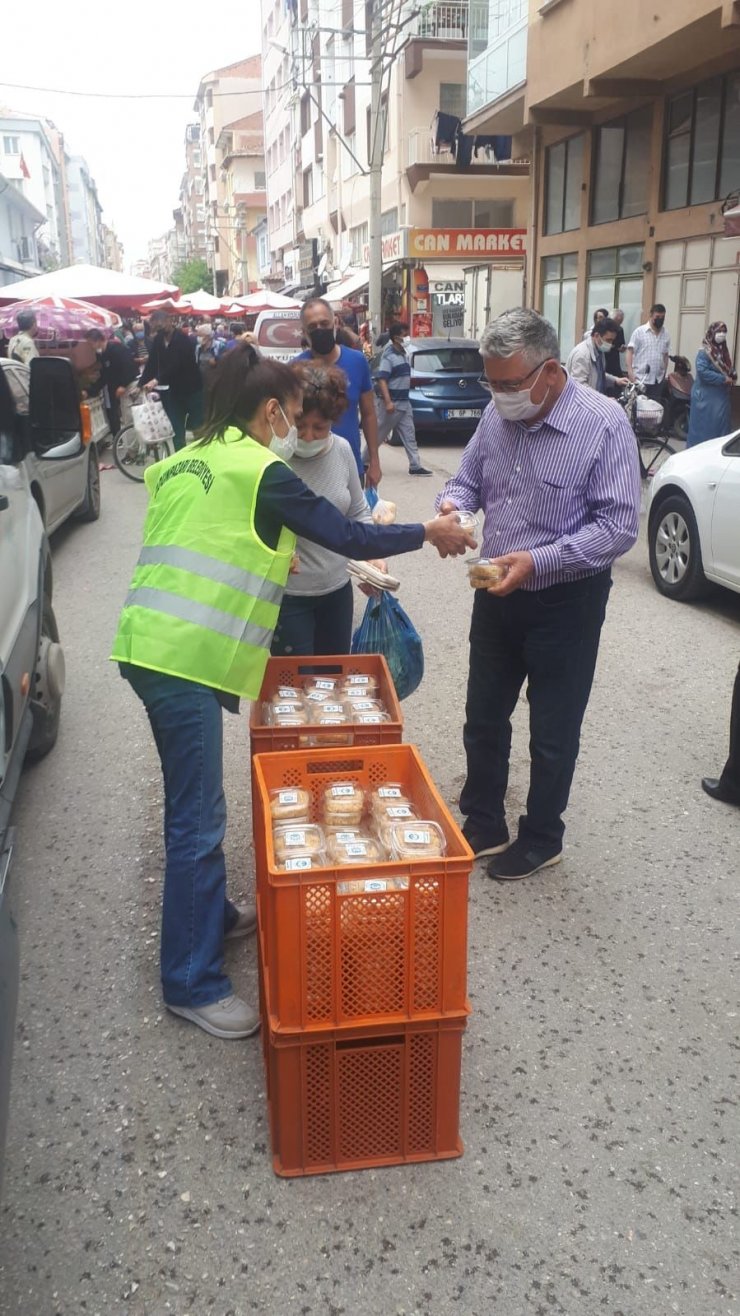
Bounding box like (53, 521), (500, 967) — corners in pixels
(124, 585), (273, 650)
(135, 544), (284, 608)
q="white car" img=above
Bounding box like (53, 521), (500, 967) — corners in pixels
(647, 430), (740, 600)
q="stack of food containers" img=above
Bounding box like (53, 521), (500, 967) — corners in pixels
(251, 660), (473, 1176)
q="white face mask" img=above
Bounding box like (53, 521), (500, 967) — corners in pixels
(294, 435), (332, 459)
(596, 341), (611, 354)
(268, 405), (298, 459)
(492, 363), (550, 423)
(714, 332), (727, 344)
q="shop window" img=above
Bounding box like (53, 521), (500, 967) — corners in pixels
(664, 73), (740, 210)
(586, 244), (643, 341)
(541, 253), (577, 354)
(544, 135), (583, 235)
(592, 106), (651, 224)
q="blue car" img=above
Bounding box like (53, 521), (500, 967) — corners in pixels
(389, 337), (490, 443)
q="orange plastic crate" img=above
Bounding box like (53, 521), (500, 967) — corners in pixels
(252, 744), (473, 1031)
(260, 1013), (466, 1177)
(249, 654), (403, 755)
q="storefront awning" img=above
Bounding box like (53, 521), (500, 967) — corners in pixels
(325, 268), (369, 303)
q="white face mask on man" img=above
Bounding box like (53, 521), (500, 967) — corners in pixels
(268, 405), (298, 459)
(491, 362), (550, 423)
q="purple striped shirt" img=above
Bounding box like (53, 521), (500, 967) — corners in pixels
(436, 375), (641, 589)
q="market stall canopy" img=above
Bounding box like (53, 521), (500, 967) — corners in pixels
(0, 264), (179, 310)
(0, 295), (121, 340)
(142, 289), (242, 317)
(229, 290), (302, 312)
(324, 269), (370, 304)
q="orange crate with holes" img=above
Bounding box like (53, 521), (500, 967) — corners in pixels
(249, 654), (403, 756)
(260, 1012), (466, 1177)
(252, 744), (473, 1031)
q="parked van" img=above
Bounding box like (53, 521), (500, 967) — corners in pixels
(253, 309), (304, 362)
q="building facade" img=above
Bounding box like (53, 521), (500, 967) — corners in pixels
(217, 113), (268, 295)
(0, 174), (45, 287)
(102, 222), (124, 272)
(193, 56), (264, 294)
(179, 123), (208, 262)
(0, 114), (69, 270)
(260, 0), (529, 328)
(465, 0), (740, 374)
(65, 153), (103, 266)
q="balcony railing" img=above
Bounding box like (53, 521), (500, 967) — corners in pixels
(405, 128), (514, 168)
(407, 1), (469, 40)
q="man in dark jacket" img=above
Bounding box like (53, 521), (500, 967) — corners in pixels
(139, 310), (204, 450)
(85, 329), (138, 434)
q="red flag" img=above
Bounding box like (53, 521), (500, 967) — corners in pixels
(19, 154), (30, 179)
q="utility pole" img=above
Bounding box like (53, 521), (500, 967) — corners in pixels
(367, 0), (386, 338)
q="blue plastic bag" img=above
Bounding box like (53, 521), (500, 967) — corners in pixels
(351, 591), (424, 701)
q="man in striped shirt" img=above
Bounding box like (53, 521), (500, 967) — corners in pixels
(437, 308), (640, 880)
(375, 322), (432, 475)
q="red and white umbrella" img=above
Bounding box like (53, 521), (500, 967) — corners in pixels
(229, 290), (302, 313)
(0, 264), (179, 310)
(0, 295), (121, 341)
(142, 289), (236, 318)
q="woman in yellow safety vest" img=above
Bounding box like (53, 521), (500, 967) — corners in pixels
(112, 343), (474, 1041)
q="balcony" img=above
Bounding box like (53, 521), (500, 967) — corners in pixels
(404, 127), (529, 191)
(404, 1), (470, 78)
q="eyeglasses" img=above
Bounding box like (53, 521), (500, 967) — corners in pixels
(479, 357), (553, 395)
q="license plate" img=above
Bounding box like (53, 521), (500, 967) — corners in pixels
(444, 408), (482, 419)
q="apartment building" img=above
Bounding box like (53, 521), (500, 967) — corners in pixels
(179, 123), (208, 262)
(465, 0), (740, 368)
(102, 222), (124, 272)
(0, 114), (70, 270)
(0, 174), (44, 286)
(65, 153), (103, 266)
(193, 56), (264, 294)
(216, 113), (268, 294)
(260, 0), (529, 329)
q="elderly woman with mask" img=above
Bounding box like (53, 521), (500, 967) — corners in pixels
(686, 321), (737, 447)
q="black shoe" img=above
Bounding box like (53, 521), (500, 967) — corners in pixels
(487, 838), (562, 882)
(462, 824), (510, 858)
(409, 466), (433, 475)
(701, 777), (740, 806)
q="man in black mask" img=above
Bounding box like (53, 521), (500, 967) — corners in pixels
(295, 297), (382, 487)
(626, 303), (671, 402)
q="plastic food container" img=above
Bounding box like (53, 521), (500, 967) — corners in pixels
(456, 511), (480, 536)
(322, 781), (366, 826)
(467, 557), (506, 589)
(370, 783), (412, 813)
(387, 820), (447, 860)
(273, 823), (326, 859)
(304, 676), (339, 695)
(277, 851), (327, 872)
(371, 498), (397, 526)
(269, 787), (311, 823)
(327, 836), (385, 865)
(341, 674), (379, 697)
(272, 686), (303, 704)
(308, 701), (348, 723)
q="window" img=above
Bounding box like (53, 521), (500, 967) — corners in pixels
(440, 82), (467, 119)
(431, 198), (515, 227)
(541, 253), (577, 354)
(3, 135), (20, 155)
(591, 107), (651, 224)
(255, 171), (266, 190)
(300, 93), (311, 137)
(544, 134), (583, 235)
(586, 244), (643, 341)
(303, 167), (314, 209)
(664, 73), (740, 210)
(381, 207), (398, 236)
(350, 221), (369, 266)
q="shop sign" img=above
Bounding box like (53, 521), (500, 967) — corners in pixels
(361, 230), (407, 266)
(432, 280), (464, 307)
(409, 229), (527, 259)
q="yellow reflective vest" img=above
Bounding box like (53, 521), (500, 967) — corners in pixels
(111, 430), (296, 699)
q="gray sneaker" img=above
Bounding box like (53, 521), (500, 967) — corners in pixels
(167, 994), (260, 1039)
(224, 901), (257, 941)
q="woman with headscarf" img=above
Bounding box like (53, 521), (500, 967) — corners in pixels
(686, 322), (736, 447)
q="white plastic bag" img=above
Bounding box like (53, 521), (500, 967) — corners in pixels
(131, 393), (175, 446)
(371, 496), (397, 525)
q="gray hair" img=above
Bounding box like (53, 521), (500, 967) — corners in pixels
(611, 307), (624, 320)
(17, 309), (37, 332)
(479, 308), (559, 366)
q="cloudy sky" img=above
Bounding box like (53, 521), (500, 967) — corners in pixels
(1, 2), (261, 265)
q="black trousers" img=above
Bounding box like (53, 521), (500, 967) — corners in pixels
(718, 661), (740, 795)
(460, 572), (612, 848)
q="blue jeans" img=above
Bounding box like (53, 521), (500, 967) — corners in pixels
(460, 572), (612, 848)
(271, 581), (355, 656)
(120, 664), (239, 1007)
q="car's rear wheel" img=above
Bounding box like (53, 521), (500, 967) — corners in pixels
(75, 445), (101, 522)
(26, 597), (65, 762)
(648, 494), (709, 601)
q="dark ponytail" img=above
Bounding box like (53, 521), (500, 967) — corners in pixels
(196, 341), (302, 444)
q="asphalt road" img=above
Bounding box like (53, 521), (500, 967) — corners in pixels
(0, 440), (738, 1316)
